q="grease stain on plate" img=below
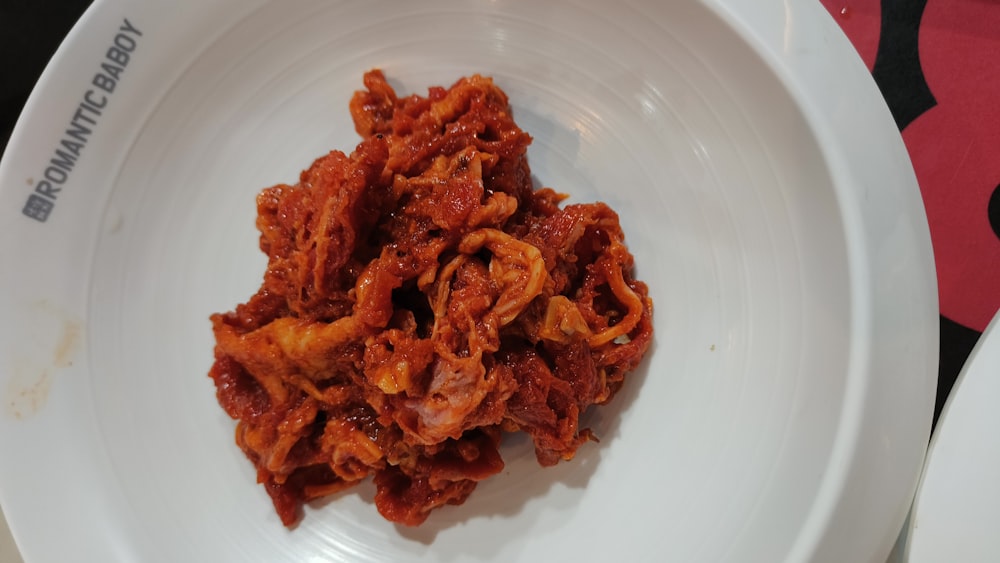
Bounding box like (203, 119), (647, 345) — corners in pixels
(53, 318), (82, 368)
(103, 206), (124, 234)
(5, 366), (53, 421)
(3, 302), (83, 420)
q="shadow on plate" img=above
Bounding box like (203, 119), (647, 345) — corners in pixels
(301, 337), (656, 555)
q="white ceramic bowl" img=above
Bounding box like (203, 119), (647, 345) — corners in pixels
(0, 1), (937, 562)
(904, 309), (1000, 561)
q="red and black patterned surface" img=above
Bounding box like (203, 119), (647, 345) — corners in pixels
(821, 0), (999, 422)
(3, 0), (997, 423)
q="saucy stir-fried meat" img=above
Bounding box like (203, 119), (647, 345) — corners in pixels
(208, 70), (653, 526)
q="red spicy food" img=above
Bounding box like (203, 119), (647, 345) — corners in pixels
(208, 70), (653, 526)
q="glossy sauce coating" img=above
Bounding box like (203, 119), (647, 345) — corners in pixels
(209, 70), (653, 526)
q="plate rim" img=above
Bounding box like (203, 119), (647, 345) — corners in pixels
(0, 1), (939, 562)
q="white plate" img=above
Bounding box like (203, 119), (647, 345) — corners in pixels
(904, 308), (1000, 562)
(0, 1), (937, 562)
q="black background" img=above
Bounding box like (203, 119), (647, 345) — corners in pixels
(1, 1), (94, 155)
